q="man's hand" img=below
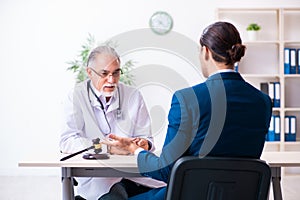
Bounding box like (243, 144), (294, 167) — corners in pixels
(102, 134), (140, 154)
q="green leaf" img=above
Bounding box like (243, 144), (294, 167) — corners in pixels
(246, 23), (261, 31)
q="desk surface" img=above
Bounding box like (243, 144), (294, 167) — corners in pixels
(19, 153), (138, 168)
(261, 151), (300, 167)
(19, 151), (300, 168)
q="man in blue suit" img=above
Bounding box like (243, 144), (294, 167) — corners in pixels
(103, 21), (272, 200)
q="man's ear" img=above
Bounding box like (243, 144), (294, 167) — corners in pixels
(86, 67), (92, 78)
(203, 46), (210, 61)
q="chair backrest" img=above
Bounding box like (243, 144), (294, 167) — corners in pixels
(165, 156), (271, 200)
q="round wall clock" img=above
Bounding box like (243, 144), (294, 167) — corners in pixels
(149, 11), (173, 35)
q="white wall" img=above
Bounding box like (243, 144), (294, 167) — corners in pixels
(0, 0), (299, 176)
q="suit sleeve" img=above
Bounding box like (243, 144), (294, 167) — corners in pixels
(137, 90), (197, 182)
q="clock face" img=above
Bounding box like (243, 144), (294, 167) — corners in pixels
(149, 11), (173, 35)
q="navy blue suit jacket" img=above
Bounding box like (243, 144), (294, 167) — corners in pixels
(132, 72), (272, 200)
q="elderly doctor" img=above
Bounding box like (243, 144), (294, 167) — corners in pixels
(59, 45), (165, 200)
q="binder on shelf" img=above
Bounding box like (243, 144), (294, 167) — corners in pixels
(234, 62), (239, 72)
(284, 48), (290, 74)
(273, 82), (280, 108)
(267, 115), (275, 141)
(285, 116), (297, 142)
(274, 115), (280, 141)
(297, 49), (300, 74)
(290, 48), (297, 74)
(260, 82), (279, 107)
(285, 116), (290, 141)
(290, 116), (297, 142)
(268, 82), (274, 107)
(260, 82), (269, 95)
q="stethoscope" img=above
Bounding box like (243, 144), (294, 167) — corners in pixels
(87, 80), (122, 134)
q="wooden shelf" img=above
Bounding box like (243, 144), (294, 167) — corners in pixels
(241, 74), (280, 78)
(244, 40), (280, 45)
(285, 108), (300, 112)
(284, 74), (300, 78)
(217, 8), (300, 163)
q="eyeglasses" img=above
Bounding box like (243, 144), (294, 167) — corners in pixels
(89, 68), (123, 78)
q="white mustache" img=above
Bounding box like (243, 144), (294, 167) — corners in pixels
(100, 83), (117, 97)
(102, 83), (117, 88)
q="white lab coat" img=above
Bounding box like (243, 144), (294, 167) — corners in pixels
(59, 80), (165, 200)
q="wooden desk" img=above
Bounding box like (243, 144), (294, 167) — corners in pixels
(19, 153), (140, 200)
(261, 152), (300, 200)
(19, 152), (300, 200)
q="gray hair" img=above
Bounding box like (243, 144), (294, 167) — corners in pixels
(87, 45), (120, 68)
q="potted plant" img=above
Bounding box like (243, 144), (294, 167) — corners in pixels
(67, 33), (135, 85)
(246, 23), (261, 41)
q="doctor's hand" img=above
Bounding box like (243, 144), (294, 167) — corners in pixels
(108, 146), (131, 155)
(102, 134), (140, 154)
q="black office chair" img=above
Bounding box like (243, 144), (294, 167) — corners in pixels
(165, 156), (271, 200)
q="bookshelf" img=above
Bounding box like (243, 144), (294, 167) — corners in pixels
(216, 8), (300, 156)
